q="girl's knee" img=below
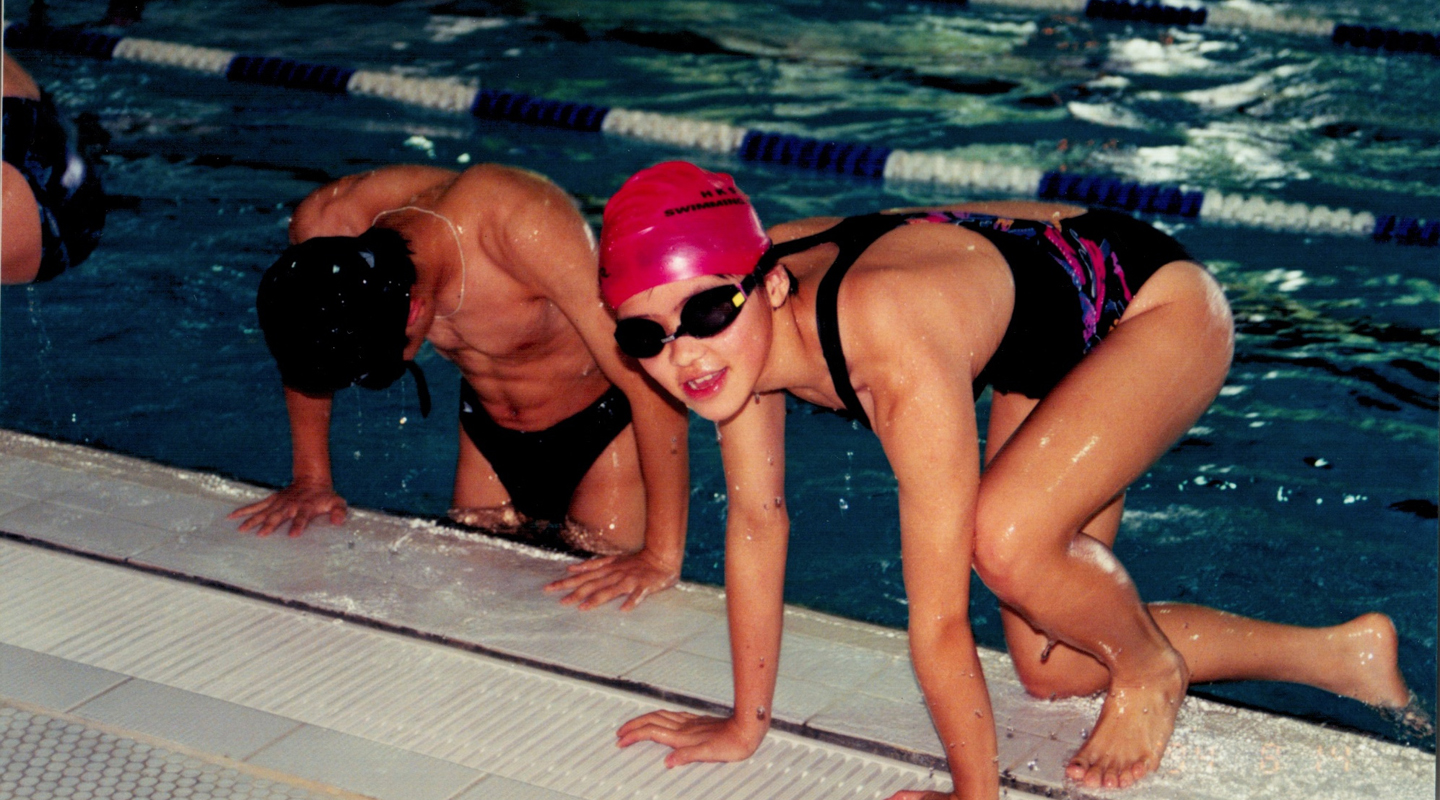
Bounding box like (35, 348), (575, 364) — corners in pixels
(972, 501), (1042, 602)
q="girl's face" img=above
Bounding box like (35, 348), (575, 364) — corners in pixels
(615, 274), (774, 422)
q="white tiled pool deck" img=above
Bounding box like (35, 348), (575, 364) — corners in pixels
(0, 429), (1432, 800)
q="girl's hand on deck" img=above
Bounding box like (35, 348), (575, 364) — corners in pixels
(545, 550), (679, 611)
(616, 710), (764, 767)
(228, 482), (347, 538)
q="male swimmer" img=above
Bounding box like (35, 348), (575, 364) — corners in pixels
(601, 163), (1415, 797)
(2, 52), (106, 284)
(230, 164), (690, 610)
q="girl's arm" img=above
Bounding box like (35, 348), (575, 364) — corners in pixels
(616, 390), (789, 765)
(856, 277), (1000, 800)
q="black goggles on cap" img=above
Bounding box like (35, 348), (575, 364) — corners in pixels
(614, 272), (761, 359)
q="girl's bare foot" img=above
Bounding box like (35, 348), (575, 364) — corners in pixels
(1317, 613), (1411, 709)
(1067, 648), (1189, 789)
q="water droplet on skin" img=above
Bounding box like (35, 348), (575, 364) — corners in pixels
(756, 706), (767, 720)
(974, 709), (983, 718)
(1039, 638), (1058, 663)
(758, 658), (765, 667)
(773, 497), (783, 508)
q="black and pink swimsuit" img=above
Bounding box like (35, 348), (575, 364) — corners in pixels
(768, 208), (1196, 428)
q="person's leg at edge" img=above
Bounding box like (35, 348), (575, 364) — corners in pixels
(971, 261), (1230, 789)
(986, 396), (1412, 711)
(995, 510), (1412, 719)
(449, 422), (525, 530)
(563, 422), (646, 556)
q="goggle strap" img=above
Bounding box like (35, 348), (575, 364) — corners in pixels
(405, 360), (432, 418)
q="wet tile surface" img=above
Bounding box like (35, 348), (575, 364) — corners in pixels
(248, 724), (483, 800)
(0, 500), (181, 559)
(456, 774), (587, 800)
(72, 679), (302, 760)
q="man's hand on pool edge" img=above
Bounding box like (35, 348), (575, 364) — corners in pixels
(544, 550), (680, 611)
(229, 481), (349, 538)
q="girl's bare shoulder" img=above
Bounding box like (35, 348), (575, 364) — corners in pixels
(766, 216), (845, 244)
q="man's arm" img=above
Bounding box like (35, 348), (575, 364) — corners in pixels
(231, 167), (454, 536)
(229, 387), (349, 536)
(475, 167), (692, 608)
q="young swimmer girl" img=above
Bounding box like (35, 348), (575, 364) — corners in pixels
(604, 162), (1415, 798)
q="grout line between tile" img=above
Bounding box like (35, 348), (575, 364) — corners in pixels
(62, 674), (137, 714)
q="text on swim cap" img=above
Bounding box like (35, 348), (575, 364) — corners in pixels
(663, 186), (746, 217)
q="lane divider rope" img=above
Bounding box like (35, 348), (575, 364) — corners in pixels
(6, 22), (1434, 246)
(957, 0), (1438, 52)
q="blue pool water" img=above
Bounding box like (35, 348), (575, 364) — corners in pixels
(2, 0), (1435, 747)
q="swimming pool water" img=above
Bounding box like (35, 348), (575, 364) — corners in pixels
(2, 0), (1435, 747)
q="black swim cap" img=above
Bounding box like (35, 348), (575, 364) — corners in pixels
(257, 228), (431, 415)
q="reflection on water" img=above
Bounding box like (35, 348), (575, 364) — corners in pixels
(2, 0), (1435, 747)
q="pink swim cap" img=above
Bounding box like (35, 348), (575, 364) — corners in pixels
(599, 161), (769, 309)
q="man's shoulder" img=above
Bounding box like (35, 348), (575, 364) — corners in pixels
(453, 163), (563, 199)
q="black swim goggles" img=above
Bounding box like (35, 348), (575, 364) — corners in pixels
(614, 272), (761, 359)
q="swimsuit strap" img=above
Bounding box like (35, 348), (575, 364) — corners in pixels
(372, 205), (468, 318)
(806, 214), (910, 431)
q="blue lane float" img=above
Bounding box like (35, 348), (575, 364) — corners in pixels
(470, 89), (611, 132)
(969, 0), (1439, 57)
(1037, 171), (1204, 217)
(225, 55), (356, 93)
(1083, 0), (1207, 27)
(4, 22), (1432, 245)
(1332, 24), (1440, 55)
(739, 132), (892, 179)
